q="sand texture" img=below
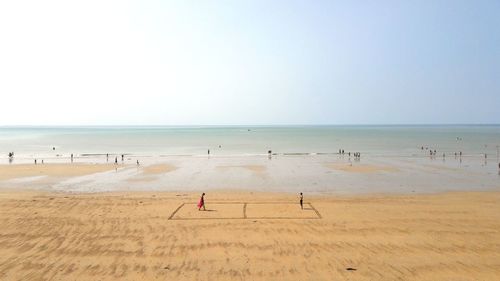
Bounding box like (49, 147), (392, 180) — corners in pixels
(142, 164), (178, 175)
(1, 191), (499, 280)
(0, 164), (118, 180)
(325, 162), (399, 173)
(1, 156), (499, 194)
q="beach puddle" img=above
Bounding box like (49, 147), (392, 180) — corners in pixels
(217, 165), (267, 173)
(127, 176), (158, 182)
(324, 163), (399, 173)
(142, 164), (178, 175)
(4, 175), (48, 183)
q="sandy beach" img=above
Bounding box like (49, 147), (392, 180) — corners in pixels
(2, 0), (499, 277)
(1, 189), (499, 280)
(0, 128), (499, 280)
(0, 163), (118, 181)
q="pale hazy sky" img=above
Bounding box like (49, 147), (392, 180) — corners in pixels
(0, 0), (499, 125)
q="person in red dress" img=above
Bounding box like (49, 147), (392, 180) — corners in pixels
(299, 192), (303, 210)
(198, 193), (206, 211)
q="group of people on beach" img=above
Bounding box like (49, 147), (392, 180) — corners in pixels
(338, 149), (361, 159)
(7, 149), (143, 167)
(197, 192), (305, 211)
(424, 146), (465, 159)
(422, 146), (498, 170)
(8, 146), (500, 175)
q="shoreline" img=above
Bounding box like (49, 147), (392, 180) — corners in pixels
(1, 159), (500, 194)
(1, 156), (499, 195)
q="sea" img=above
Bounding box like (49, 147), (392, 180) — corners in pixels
(1, 125), (500, 193)
(0, 125), (500, 159)
(1, 125), (500, 161)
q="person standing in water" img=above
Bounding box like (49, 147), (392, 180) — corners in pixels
(198, 193), (206, 211)
(299, 192), (303, 210)
(114, 157), (118, 165)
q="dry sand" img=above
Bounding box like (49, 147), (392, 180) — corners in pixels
(1, 190), (499, 280)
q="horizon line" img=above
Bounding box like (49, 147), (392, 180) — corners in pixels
(1, 123), (500, 128)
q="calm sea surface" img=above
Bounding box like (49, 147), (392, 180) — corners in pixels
(1, 125), (500, 160)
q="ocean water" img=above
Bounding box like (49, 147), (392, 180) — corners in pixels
(1, 125), (500, 161)
(1, 125), (500, 194)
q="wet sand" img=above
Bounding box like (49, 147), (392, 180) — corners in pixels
(1, 190), (499, 280)
(324, 162), (399, 173)
(217, 165), (267, 173)
(142, 164), (178, 175)
(2, 155), (499, 194)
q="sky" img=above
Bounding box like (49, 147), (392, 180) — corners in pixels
(0, 0), (499, 126)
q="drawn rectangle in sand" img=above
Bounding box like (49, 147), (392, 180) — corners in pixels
(245, 203), (320, 219)
(170, 203), (245, 220)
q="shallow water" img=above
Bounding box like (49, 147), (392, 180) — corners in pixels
(1, 125), (499, 194)
(1, 125), (500, 160)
